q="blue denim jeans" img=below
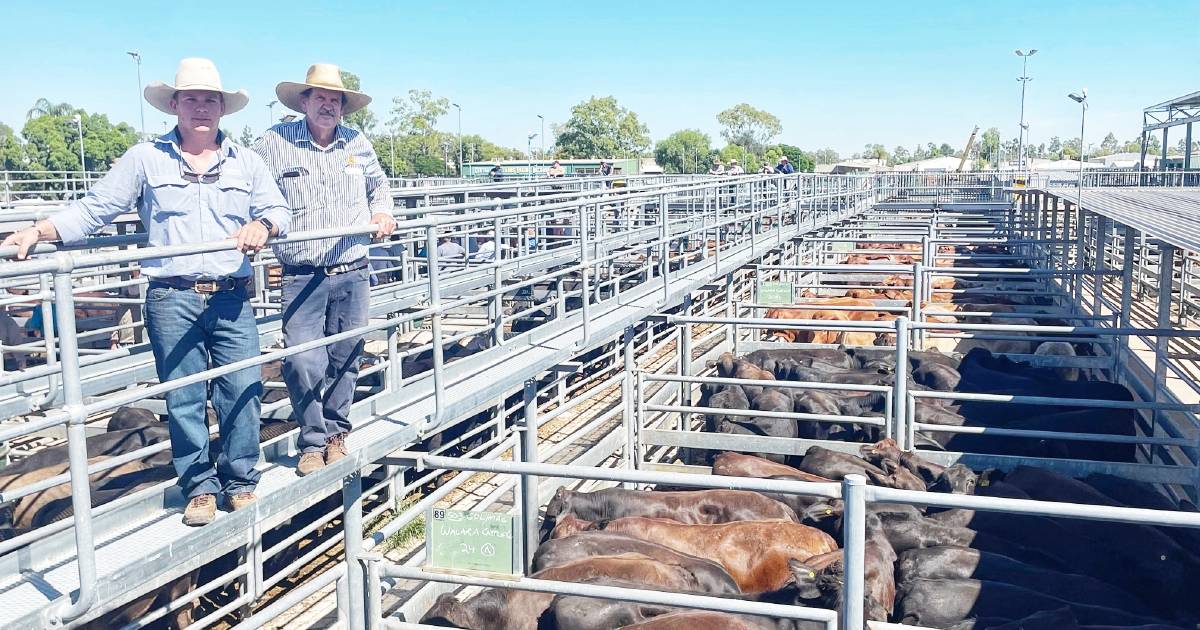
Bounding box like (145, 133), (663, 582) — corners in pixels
(281, 266), (369, 453)
(144, 282), (262, 498)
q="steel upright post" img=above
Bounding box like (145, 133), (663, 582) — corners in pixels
(48, 267), (97, 625)
(519, 378), (540, 571)
(342, 470), (367, 630)
(622, 326), (637, 487)
(840, 475), (868, 630)
(1152, 243), (1176, 465)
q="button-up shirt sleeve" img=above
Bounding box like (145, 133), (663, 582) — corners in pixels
(49, 146), (147, 246)
(243, 149), (292, 238)
(361, 139), (392, 216)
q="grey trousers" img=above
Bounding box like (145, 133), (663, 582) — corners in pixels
(281, 265), (369, 452)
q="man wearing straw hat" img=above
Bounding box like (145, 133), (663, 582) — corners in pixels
(252, 64), (395, 476)
(2, 58), (292, 526)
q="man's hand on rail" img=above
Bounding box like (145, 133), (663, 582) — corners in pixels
(371, 212), (397, 239)
(1, 222), (55, 260)
(232, 220), (270, 254)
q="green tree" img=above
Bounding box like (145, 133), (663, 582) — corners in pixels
(555, 96), (650, 159)
(862, 144), (889, 162)
(1098, 132), (1119, 156)
(978, 127), (1001, 167)
(715, 104), (781, 155)
(654, 129), (712, 173)
(938, 143), (955, 158)
(22, 109), (137, 171)
(812, 148), (839, 165)
(775, 143), (814, 172)
(239, 126), (255, 146)
(340, 70), (377, 133)
(1048, 136), (1063, 159)
(460, 133), (524, 163)
(719, 144), (759, 171)
(892, 145), (911, 165)
(26, 98), (76, 120)
(0, 121), (25, 170)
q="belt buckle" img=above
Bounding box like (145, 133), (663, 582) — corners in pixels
(194, 280), (220, 294)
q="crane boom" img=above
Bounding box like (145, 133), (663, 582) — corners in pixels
(958, 126), (980, 172)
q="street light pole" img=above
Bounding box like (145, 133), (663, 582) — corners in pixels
(452, 103), (463, 176)
(1015, 49), (1037, 173)
(126, 51), (145, 138)
(267, 100), (278, 127)
(537, 114), (545, 162)
(527, 133), (538, 179)
(1069, 90), (1089, 200)
(73, 114), (85, 190)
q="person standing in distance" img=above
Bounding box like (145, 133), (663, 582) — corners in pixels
(252, 63), (395, 476)
(3, 58), (291, 526)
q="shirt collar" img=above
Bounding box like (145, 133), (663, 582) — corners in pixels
(294, 118), (351, 149)
(154, 127), (237, 159)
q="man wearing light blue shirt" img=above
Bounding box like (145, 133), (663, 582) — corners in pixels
(3, 59), (291, 526)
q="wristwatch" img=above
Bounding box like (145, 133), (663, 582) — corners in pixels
(257, 217), (276, 234)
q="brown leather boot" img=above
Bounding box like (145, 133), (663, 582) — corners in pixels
(297, 451), (325, 476)
(325, 432), (348, 464)
(182, 494), (216, 526)
(228, 492), (256, 511)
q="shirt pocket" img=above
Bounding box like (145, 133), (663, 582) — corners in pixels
(280, 174), (310, 212)
(216, 176), (252, 222)
(145, 173), (191, 218)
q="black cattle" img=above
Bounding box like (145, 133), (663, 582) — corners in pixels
(897, 577), (1174, 627)
(531, 532), (740, 595)
(1001, 467), (1200, 610)
(797, 446), (887, 481)
(548, 582), (678, 630)
(1082, 473), (1200, 557)
(781, 558), (890, 622)
(106, 406), (161, 432)
(740, 348), (858, 372)
(896, 546), (1152, 613)
(945, 607), (1075, 630)
(876, 512), (1065, 569)
(913, 361), (962, 390)
(846, 347), (961, 373)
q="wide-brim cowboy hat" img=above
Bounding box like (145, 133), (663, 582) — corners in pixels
(144, 58), (249, 116)
(276, 63), (371, 115)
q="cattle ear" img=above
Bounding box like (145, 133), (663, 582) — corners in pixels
(717, 353), (734, 376)
(788, 559), (822, 599)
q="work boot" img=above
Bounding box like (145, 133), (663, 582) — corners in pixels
(182, 494), (216, 526)
(297, 451), (325, 476)
(325, 433), (348, 464)
(228, 492), (256, 511)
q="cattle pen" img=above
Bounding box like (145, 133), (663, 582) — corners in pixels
(2, 169), (1200, 629)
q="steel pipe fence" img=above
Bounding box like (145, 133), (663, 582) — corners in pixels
(5, 174), (1197, 627)
(0, 172), (883, 627)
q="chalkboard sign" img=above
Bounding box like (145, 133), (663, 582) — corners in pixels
(758, 281), (794, 305)
(426, 509), (518, 575)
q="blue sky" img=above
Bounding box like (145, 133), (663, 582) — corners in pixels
(4, 1), (1197, 156)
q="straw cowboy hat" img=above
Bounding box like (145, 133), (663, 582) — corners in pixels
(276, 63), (372, 115)
(144, 58), (249, 115)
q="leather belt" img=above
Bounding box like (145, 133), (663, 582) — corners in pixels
(281, 259), (368, 277)
(150, 276), (249, 294)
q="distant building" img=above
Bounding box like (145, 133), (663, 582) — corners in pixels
(892, 156), (973, 172)
(462, 158), (649, 178)
(1090, 152), (1157, 169)
(815, 158), (889, 174)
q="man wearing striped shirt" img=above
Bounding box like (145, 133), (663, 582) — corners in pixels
(253, 64), (396, 476)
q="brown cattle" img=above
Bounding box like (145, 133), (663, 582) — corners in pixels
(421, 554), (722, 630)
(764, 298), (892, 345)
(591, 516), (838, 593)
(544, 486), (799, 526)
(550, 514), (594, 540)
(711, 452), (832, 483)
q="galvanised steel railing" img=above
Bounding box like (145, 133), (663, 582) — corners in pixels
(0, 172), (879, 627)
